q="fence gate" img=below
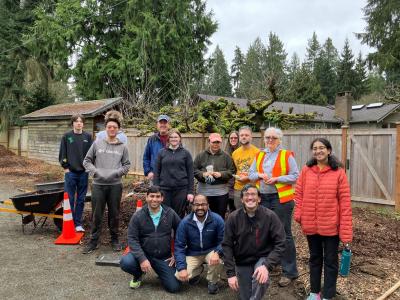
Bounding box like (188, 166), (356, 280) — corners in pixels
(348, 129), (396, 206)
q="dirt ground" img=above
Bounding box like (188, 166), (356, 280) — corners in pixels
(0, 147), (399, 300)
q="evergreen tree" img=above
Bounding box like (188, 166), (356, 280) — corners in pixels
(30, 0), (217, 104)
(237, 37), (266, 99)
(337, 39), (356, 93)
(204, 46), (232, 97)
(286, 63), (327, 105)
(287, 53), (300, 82)
(265, 32), (287, 80)
(231, 46), (244, 96)
(357, 0), (400, 83)
(305, 32), (321, 71)
(353, 52), (368, 99)
(316, 38), (339, 104)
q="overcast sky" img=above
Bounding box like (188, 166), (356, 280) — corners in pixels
(205, 0), (371, 66)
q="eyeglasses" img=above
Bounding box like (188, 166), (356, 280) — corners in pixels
(264, 136), (279, 140)
(312, 146), (327, 151)
(193, 203), (208, 207)
(229, 137), (238, 140)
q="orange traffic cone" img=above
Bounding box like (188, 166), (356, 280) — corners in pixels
(54, 192), (84, 245)
(136, 199), (143, 211)
(123, 246), (130, 255)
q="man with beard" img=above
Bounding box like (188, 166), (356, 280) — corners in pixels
(222, 184), (286, 300)
(143, 115), (171, 182)
(175, 194), (225, 294)
(120, 186), (181, 293)
(231, 126), (259, 209)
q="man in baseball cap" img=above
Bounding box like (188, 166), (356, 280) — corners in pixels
(143, 114), (171, 181)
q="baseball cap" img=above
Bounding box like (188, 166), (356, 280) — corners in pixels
(209, 133), (222, 143)
(157, 114), (170, 122)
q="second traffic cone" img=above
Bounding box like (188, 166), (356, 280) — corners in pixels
(55, 192), (84, 245)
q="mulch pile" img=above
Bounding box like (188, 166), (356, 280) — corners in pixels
(0, 145), (63, 182)
(81, 185), (400, 299)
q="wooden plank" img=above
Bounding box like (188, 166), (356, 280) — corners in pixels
(351, 196), (395, 206)
(350, 136), (392, 202)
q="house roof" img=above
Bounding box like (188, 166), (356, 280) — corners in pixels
(197, 94), (400, 124)
(349, 103), (400, 123)
(21, 97), (123, 121)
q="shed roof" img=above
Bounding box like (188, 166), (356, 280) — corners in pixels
(21, 98), (123, 121)
(197, 94), (400, 124)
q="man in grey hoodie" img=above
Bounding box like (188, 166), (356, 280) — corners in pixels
(83, 113), (131, 253)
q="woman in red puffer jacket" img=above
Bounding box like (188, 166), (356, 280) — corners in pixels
(294, 138), (352, 300)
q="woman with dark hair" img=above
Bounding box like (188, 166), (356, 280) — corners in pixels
(154, 129), (194, 218)
(294, 138), (353, 300)
(225, 131), (239, 212)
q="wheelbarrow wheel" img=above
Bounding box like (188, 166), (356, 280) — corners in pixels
(54, 207), (63, 231)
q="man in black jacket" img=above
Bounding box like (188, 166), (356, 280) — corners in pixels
(58, 114), (92, 232)
(120, 186), (181, 293)
(222, 184), (286, 300)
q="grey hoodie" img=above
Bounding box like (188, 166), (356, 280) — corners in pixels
(83, 139), (130, 185)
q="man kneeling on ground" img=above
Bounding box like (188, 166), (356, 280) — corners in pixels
(222, 184), (286, 300)
(175, 194), (225, 294)
(120, 186), (181, 293)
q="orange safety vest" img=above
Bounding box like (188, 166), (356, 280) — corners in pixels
(255, 149), (295, 203)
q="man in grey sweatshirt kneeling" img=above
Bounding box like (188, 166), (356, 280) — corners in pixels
(83, 111), (131, 253)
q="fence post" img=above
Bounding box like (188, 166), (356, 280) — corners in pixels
(341, 125), (349, 171)
(395, 122), (400, 212)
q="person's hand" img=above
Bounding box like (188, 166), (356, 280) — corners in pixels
(228, 276), (239, 291)
(208, 251), (220, 266)
(147, 172), (154, 180)
(253, 265), (269, 284)
(259, 173), (268, 181)
(64, 169), (70, 173)
(203, 172), (212, 178)
(266, 177), (278, 185)
(187, 194), (194, 202)
(165, 256), (175, 267)
(177, 269), (189, 282)
(238, 175), (248, 182)
(140, 259), (152, 273)
(212, 172), (222, 178)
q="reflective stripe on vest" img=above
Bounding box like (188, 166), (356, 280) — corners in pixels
(255, 149), (295, 203)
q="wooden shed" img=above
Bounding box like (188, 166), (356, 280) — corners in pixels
(21, 97), (123, 164)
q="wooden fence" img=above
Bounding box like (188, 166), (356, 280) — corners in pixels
(125, 126), (400, 211)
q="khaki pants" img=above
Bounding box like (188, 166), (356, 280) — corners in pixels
(176, 251), (223, 284)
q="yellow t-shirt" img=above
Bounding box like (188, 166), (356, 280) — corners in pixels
(232, 144), (260, 190)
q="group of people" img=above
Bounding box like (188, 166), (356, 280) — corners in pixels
(59, 112), (353, 300)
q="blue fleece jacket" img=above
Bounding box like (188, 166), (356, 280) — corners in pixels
(143, 133), (164, 176)
(174, 211), (224, 271)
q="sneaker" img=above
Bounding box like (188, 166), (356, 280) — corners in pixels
(129, 277), (142, 289)
(111, 241), (122, 252)
(189, 265), (204, 285)
(278, 276), (294, 287)
(208, 282), (219, 295)
(75, 226), (85, 232)
(306, 292), (321, 300)
(82, 242), (98, 254)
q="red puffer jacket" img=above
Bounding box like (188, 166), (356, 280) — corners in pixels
(294, 165), (352, 243)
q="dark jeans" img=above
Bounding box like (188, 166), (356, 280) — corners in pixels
(64, 171), (88, 227)
(161, 188), (188, 219)
(307, 234), (339, 299)
(260, 193), (298, 279)
(90, 184), (122, 243)
(208, 193), (229, 219)
(236, 257), (270, 300)
(120, 252), (180, 293)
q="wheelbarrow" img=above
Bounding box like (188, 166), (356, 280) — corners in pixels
(0, 184), (65, 233)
